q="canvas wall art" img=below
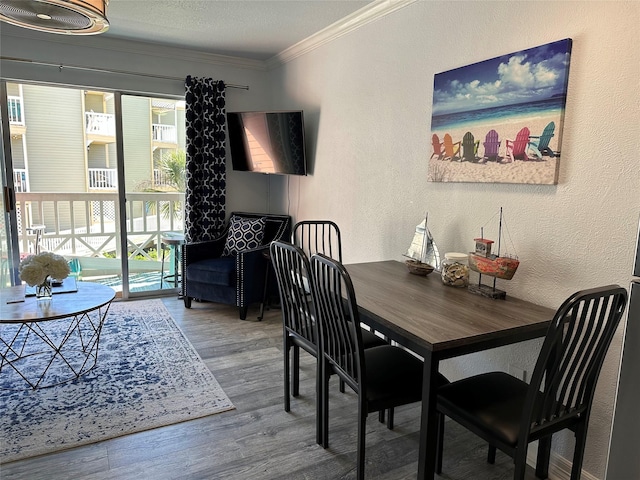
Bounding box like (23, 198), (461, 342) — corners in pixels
(428, 38), (572, 184)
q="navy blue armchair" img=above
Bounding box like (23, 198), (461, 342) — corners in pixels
(183, 212), (291, 319)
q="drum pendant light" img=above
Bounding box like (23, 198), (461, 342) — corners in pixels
(0, 0), (109, 35)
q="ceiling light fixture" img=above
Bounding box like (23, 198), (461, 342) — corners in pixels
(0, 0), (109, 35)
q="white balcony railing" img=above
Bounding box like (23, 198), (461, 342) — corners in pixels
(152, 124), (177, 143)
(15, 191), (184, 261)
(14, 169), (28, 192)
(85, 111), (116, 136)
(8, 96), (24, 125)
(88, 168), (118, 190)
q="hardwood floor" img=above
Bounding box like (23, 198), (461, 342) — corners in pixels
(0, 298), (540, 480)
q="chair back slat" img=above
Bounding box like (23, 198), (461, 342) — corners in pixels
(293, 220), (342, 262)
(311, 253), (364, 392)
(525, 285), (627, 435)
(270, 241), (318, 349)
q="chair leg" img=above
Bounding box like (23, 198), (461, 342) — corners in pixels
(357, 403), (367, 480)
(386, 408), (394, 430)
(571, 423), (588, 480)
(378, 410), (385, 424)
(316, 355), (323, 446)
(339, 378), (345, 393)
(239, 305), (248, 320)
(284, 339), (291, 412)
(514, 444), (529, 480)
(487, 444), (497, 464)
(436, 412), (445, 475)
(322, 361), (331, 449)
(184, 296), (192, 308)
(292, 345), (300, 397)
(536, 436), (552, 479)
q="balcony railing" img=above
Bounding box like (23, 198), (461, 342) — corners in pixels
(85, 112), (116, 136)
(88, 168), (118, 190)
(8, 96), (24, 125)
(15, 192), (184, 276)
(14, 169), (28, 192)
(152, 124), (177, 143)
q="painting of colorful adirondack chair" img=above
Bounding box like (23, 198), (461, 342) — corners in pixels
(482, 129), (501, 162)
(461, 132), (480, 162)
(427, 38), (572, 184)
(505, 127), (531, 162)
(442, 133), (461, 161)
(430, 134), (444, 160)
(528, 121), (557, 158)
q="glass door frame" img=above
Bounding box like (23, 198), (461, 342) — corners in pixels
(0, 81), (21, 286)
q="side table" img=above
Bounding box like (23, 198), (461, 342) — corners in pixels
(161, 232), (185, 289)
(0, 282), (115, 390)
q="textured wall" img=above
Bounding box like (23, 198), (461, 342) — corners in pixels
(270, 1), (640, 477)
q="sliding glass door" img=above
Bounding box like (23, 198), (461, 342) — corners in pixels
(0, 81), (184, 297)
(120, 93), (185, 297)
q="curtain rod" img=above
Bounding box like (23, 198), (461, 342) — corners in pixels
(0, 56), (249, 90)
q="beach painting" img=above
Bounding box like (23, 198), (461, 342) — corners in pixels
(428, 39), (572, 184)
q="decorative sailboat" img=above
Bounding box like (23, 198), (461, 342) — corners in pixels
(468, 207), (519, 299)
(404, 213), (441, 276)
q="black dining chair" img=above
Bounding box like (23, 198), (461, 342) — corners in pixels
(310, 253), (448, 480)
(269, 241), (387, 445)
(292, 220), (342, 262)
(292, 220), (393, 407)
(436, 285), (628, 480)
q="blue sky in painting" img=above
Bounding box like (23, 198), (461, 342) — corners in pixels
(432, 39), (572, 116)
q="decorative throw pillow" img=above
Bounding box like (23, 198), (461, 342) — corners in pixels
(222, 216), (266, 256)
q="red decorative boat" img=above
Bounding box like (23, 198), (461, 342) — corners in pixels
(468, 253), (519, 280)
(468, 208), (520, 281)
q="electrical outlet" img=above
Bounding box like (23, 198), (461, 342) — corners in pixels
(509, 365), (527, 382)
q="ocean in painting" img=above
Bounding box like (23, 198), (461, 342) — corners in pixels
(431, 96), (565, 133)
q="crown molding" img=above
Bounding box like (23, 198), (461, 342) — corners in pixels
(266, 0), (416, 70)
(0, 23), (266, 71)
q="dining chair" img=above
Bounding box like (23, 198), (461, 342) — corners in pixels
(310, 253), (448, 480)
(269, 241), (387, 445)
(292, 220), (390, 415)
(435, 285), (628, 480)
(292, 220), (342, 262)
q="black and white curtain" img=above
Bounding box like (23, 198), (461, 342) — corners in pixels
(184, 76), (227, 243)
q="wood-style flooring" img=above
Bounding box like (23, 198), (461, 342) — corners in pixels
(0, 298), (540, 480)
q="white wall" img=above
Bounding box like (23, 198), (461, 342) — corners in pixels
(269, 1), (640, 478)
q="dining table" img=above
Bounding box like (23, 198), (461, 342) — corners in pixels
(345, 260), (556, 480)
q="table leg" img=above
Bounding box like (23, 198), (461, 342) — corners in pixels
(417, 350), (439, 480)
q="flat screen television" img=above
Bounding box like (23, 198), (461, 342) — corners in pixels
(227, 110), (307, 175)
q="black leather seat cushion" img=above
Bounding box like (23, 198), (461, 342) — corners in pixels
(364, 345), (448, 411)
(437, 371), (529, 446)
(361, 329), (387, 349)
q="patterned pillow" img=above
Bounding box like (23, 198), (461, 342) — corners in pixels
(222, 216), (266, 256)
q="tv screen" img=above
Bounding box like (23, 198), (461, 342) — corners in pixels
(227, 110), (307, 175)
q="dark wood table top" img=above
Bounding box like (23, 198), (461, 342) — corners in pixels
(346, 260), (556, 358)
(0, 281), (115, 323)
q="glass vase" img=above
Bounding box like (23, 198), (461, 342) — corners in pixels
(35, 277), (53, 300)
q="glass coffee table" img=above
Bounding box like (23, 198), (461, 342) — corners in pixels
(0, 281), (115, 390)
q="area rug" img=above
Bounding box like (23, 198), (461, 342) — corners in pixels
(0, 299), (235, 464)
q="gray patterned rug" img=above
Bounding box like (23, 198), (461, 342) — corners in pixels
(0, 299), (235, 464)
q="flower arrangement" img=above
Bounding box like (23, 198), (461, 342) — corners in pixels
(19, 252), (70, 287)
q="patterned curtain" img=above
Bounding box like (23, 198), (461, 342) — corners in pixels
(184, 76), (227, 243)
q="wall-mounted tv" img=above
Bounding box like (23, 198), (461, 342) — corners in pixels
(227, 110), (307, 176)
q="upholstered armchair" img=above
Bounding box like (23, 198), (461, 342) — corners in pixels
(182, 211), (291, 319)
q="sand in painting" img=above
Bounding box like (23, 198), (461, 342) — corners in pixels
(428, 112), (562, 184)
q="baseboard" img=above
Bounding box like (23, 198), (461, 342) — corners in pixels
(527, 446), (599, 480)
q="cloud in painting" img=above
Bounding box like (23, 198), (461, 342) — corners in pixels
(432, 40), (571, 116)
